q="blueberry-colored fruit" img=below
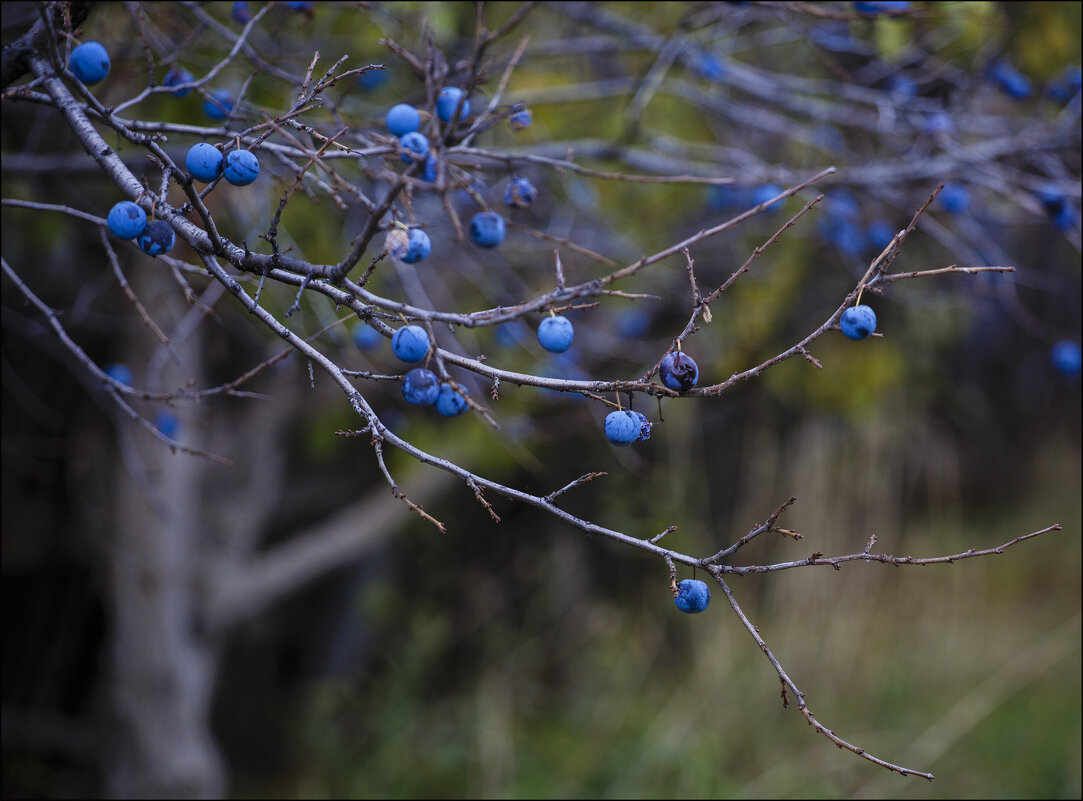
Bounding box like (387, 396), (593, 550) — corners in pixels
(286, 1), (314, 10)
(163, 67), (194, 97)
(422, 152), (439, 182)
(436, 87), (470, 123)
(137, 221), (175, 256)
(391, 325), (430, 362)
(155, 410), (180, 438)
(604, 410), (640, 446)
(494, 321), (527, 348)
(203, 89), (233, 120)
(390, 228), (431, 264)
(833, 220), (868, 256)
(359, 68), (389, 91)
(469, 212), (505, 248)
(508, 108), (532, 131)
(674, 579), (711, 613)
(1035, 186), (1067, 216)
(105, 363), (133, 386)
(659, 351), (699, 392)
(107, 201), (147, 240)
(232, 1), (251, 23)
(692, 51), (725, 81)
(938, 183), (970, 215)
(866, 219), (895, 251)
(537, 315), (574, 353)
(399, 131), (429, 164)
(222, 149), (260, 185)
(1047, 66), (1082, 104)
(987, 60), (1032, 99)
(886, 74), (918, 98)
(435, 383), (470, 416)
(402, 368), (440, 405)
(922, 111), (954, 135)
(631, 411), (652, 442)
(853, 1), (910, 15)
(386, 103), (420, 135)
(749, 183), (784, 212)
(706, 184), (745, 211)
(186, 143), (224, 183)
(1051, 340), (1082, 376)
(504, 177), (538, 209)
(1053, 205), (1078, 231)
(840, 305), (877, 339)
(615, 307), (651, 338)
(353, 323), (382, 350)
(70, 41), (110, 84)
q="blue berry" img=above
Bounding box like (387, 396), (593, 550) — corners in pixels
(436, 87), (470, 123)
(631, 411), (652, 442)
(1047, 66), (1082, 104)
(155, 410), (180, 439)
(840, 305), (877, 340)
(508, 108), (532, 131)
(604, 410), (640, 446)
(390, 228), (431, 264)
(286, 1), (314, 10)
(359, 68), (389, 92)
(886, 74), (918, 98)
(423, 153), (439, 182)
(137, 221), (175, 257)
(223, 149), (260, 185)
(1053, 205), (1078, 231)
(615, 307), (651, 338)
(386, 103), (420, 136)
(105, 363), (133, 386)
(399, 131), (429, 164)
(866, 220), (895, 251)
(70, 41), (110, 84)
(203, 89), (233, 120)
(537, 315), (574, 353)
(494, 321), (527, 348)
(853, 1), (910, 15)
(834, 220), (868, 256)
(185, 143), (224, 183)
(659, 351), (699, 392)
(674, 579), (711, 613)
(107, 201), (147, 240)
(987, 60), (1032, 99)
(353, 323), (382, 350)
(938, 183), (970, 215)
(922, 111), (954, 135)
(749, 183), (784, 213)
(232, 1), (251, 23)
(391, 325), (430, 362)
(706, 184), (745, 211)
(692, 51), (725, 81)
(163, 67), (194, 97)
(504, 177), (538, 209)
(402, 368), (440, 405)
(1051, 340), (1082, 376)
(435, 383), (470, 416)
(469, 212), (505, 248)
(1035, 186), (1066, 216)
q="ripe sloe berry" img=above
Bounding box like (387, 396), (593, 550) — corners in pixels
(674, 579), (710, 613)
(659, 351), (699, 392)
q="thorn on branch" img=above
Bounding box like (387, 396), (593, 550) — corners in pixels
(545, 471), (607, 503)
(466, 477), (500, 522)
(649, 525), (677, 544)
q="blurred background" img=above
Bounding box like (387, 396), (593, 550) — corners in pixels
(2, 2), (1080, 798)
